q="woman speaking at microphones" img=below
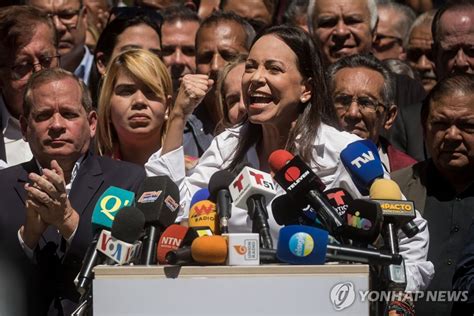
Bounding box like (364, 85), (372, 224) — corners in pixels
(144, 25), (432, 294)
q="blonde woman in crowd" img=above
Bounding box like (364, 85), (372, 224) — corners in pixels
(96, 49), (173, 165)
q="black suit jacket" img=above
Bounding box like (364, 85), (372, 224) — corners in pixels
(452, 222), (474, 315)
(0, 106), (5, 162)
(0, 153), (146, 315)
(386, 75), (427, 162)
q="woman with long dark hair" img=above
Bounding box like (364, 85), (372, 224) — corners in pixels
(147, 25), (357, 233)
(145, 26), (431, 292)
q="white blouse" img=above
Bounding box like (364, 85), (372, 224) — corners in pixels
(145, 123), (434, 292)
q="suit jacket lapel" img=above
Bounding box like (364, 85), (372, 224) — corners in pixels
(68, 154), (104, 216)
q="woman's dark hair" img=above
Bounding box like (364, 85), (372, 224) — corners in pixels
(227, 24), (338, 172)
(89, 14), (161, 107)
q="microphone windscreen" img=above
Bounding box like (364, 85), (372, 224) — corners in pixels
(369, 179), (402, 200)
(191, 236), (227, 264)
(271, 194), (305, 225)
(188, 200), (219, 234)
(276, 225), (328, 264)
(136, 176), (180, 227)
(340, 139), (384, 193)
(268, 149), (293, 173)
(111, 206), (145, 243)
(342, 199), (383, 244)
(92, 186), (135, 233)
(269, 151), (326, 194)
(190, 188), (210, 208)
(208, 170), (234, 201)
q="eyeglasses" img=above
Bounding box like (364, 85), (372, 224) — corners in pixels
(10, 55), (60, 80)
(46, 7), (83, 29)
(334, 94), (386, 113)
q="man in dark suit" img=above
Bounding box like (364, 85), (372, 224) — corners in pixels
(392, 73), (474, 315)
(388, 1), (474, 162)
(0, 68), (145, 315)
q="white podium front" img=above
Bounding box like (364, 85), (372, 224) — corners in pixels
(93, 264), (370, 316)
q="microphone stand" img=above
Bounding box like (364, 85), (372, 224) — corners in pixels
(381, 222), (407, 291)
(247, 196), (273, 249)
(72, 287), (92, 316)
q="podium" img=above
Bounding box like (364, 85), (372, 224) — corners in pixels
(93, 264), (370, 315)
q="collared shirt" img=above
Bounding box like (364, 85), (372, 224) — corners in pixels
(1, 96), (33, 166)
(74, 46), (94, 86)
(378, 145), (391, 173)
(18, 155), (86, 260)
(145, 123), (434, 292)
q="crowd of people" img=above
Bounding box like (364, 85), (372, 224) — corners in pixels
(0, 0), (472, 315)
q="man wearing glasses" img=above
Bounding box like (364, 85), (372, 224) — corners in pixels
(27, 0), (94, 86)
(0, 6), (60, 167)
(327, 54), (417, 172)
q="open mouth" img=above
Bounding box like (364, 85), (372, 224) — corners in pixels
(249, 93), (273, 106)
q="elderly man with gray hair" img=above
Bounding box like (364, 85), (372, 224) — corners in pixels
(308, 0), (378, 66)
(328, 54), (418, 172)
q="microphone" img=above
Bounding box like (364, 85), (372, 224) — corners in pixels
(96, 206), (145, 264)
(190, 188), (210, 208)
(271, 194), (323, 227)
(370, 179), (414, 291)
(136, 176), (180, 265)
(324, 187), (354, 218)
(340, 139), (384, 195)
(156, 224), (189, 264)
(228, 166), (276, 249)
(166, 235), (228, 265)
(340, 140), (419, 237)
(76, 186), (135, 295)
(340, 141), (414, 291)
(341, 199), (383, 245)
(165, 246), (193, 265)
(191, 235), (227, 264)
(370, 179), (419, 238)
(277, 225), (401, 265)
(208, 170), (234, 234)
(268, 150), (345, 239)
(188, 199), (219, 233)
(276, 225), (327, 264)
(91, 186), (136, 232)
(157, 225), (213, 264)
